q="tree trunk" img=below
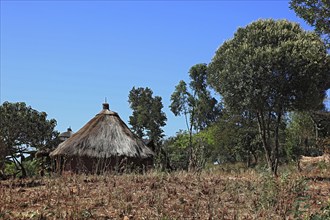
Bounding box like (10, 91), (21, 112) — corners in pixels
(257, 111), (272, 169)
(246, 152), (251, 168)
(188, 92), (197, 172)
(13, 155), (27, 178)
(188, 127), (196, 172)
(252, 152), (258, 165)
(257, 110), (282, 176)
(0, 156), (6, 177)
(272, 111), (282, 177)
(160, 148), (173, 171)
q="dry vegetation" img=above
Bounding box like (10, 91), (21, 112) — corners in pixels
(1, 164), (329, 220)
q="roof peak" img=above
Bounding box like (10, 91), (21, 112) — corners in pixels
(103, 102), (109, 110)
(97, 102), (119, 116)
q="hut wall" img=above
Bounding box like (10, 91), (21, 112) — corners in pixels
(53, 156), (153, 174)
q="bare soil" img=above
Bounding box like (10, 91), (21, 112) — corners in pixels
(0, 166), (329, 219)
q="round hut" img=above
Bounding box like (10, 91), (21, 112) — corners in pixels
(50, 103), (154, 173)
(59, 127), (74, 142)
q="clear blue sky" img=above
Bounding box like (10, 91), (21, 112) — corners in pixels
(1, 0), (329, 137)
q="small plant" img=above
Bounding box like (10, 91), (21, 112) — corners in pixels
(258, 174), (279, 209)
(80, 209), (93, 219)
(309, 202), (330, 220)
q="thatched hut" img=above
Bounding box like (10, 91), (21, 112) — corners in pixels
(59, 127), (74, 142)
(50, 103), (154, 173)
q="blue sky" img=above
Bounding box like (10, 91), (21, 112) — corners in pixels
(1, 0), (329, 137)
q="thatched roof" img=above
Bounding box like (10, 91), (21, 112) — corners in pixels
(59, 127), (74, 141)
(50, 103), (154, 159)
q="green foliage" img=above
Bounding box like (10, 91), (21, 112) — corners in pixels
(259, 174), (280, 209)
(4, 162), (18, 177)
(189, 64), (221, 130)
(201, 110), (262, 166)
(209, 19), (329, 114)
(285, 112), (318, 160)
(128, 87), (167, 170)
(208, 19), (330, 175)
(5, 159), (39, 178)
(311, 111), (330, 139)
(285, 111), (330, 162)
(170, 64), (221, 171)
(170, 64), (221, 131)
(128, 87), (167, 144)
(0, 101), (59, 177)
(163, 131), (190, 170)
(290, 0), (330, 47)
(163, 131), (210, 170)
(0, 102), (59, 149)
(309, 201), (330, 220)
(22, 159), (39, 177)
(311, 111), (330, 154)
(170, 80), (190, 119)
(0, 139), (7, 177)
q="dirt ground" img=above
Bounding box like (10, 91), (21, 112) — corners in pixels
(0, 166), (329, 219)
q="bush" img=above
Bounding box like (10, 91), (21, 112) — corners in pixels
(4, 159), (39, 178)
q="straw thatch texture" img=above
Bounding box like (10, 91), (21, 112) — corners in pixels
(50, 105), (154, 173)
(299, 154), (330, 171)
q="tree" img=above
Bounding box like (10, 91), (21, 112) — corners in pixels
(128, 87), (167, 145)
(285, 110), (330, 170)
(310, 110), (330, 153)
(202, 109), (262, 167)
(290, 0), (330, 47)
(285, 112), (318, 162)
(162, 131), (190, 170)
(310, 110), (330, 139)
(0, 102), (59, 177)
(208, 19), (330, 175)
(170, 63), (221, 171)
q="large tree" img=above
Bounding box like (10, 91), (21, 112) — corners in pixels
(208, 19), (330, 175)
(170, 63), (221, 170)
(290, 0), (330, 47)
(128, 87), (167, 145)
(0, 102), (59, 177)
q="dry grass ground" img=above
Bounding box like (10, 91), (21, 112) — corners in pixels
(0, 164), (329, 220)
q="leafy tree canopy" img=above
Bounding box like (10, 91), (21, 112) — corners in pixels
(170, 63), (221, 131)
(200, 109), (261, 166)
(128, 87), (167, 145)
(290, 0), (330, 47)
(209, 19), (329, 114)
(0, 101), (59, 177)
(285, 111), (317, 161)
